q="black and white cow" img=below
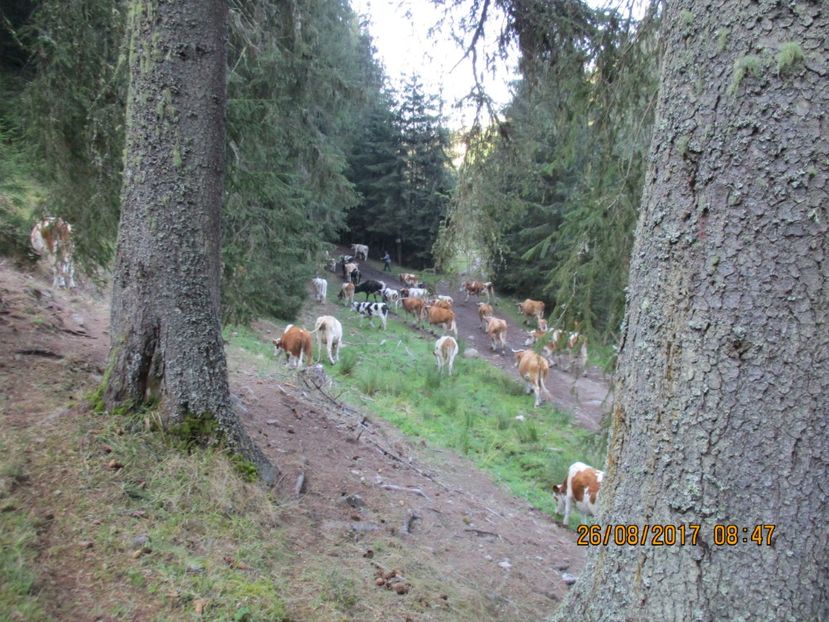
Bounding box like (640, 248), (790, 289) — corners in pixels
(355, 279), (385, 301)
(351, 301), (388, 330)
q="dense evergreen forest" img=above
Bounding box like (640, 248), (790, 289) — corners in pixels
(0, 0), (660, 345)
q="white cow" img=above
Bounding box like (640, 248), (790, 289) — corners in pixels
(30, 217), (76, 288)
(309, 315), (343, 365)
(434, 336), (459, 375)
(312, 277), (327, 303)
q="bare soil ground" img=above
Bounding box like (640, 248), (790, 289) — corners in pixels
(1, 259), (594, 620)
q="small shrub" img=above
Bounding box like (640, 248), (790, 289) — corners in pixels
(356, 367), (383, 396)
(515, 420), (540, 444)
(776, 41), (804, 74)
(337, 349), (358, 376)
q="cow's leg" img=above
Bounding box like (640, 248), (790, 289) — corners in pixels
(563, 497), (572, 525)
(327, 338), (336, 365)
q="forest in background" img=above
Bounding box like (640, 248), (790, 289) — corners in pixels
(0, 0), (659, 343)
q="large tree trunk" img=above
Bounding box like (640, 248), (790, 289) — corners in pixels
(554, 1), (827, 620)
(105, 0), (274, 481)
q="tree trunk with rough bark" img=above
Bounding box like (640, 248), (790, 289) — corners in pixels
(553, 1), (827, 620)
(104, 0), (274, 482)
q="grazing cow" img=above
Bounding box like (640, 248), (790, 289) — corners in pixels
(351, 244), (369, 261)
(401, 297), (426, 325)
(344, 262), (361, 284)
(513, 349), (552, 407)
(381, 287), (400, 309)
(424, 305), (458, 337)
(434, 336), (459, 375)
(338, 255), (354, 277)
(517, 299), (545, 324)
(312, 277), (327, 303)
(459, 280), (494, 303)
(484, 316), (508, 353)
(552, 462), (604, 524)
(310, 315), (343, 365)
(30, 217), (76, 288)
(272, 324), (313, 369)
(477, 302), (494, 329)
(355, 279), (385, 301)
(351, 301), (389, 330)
(434, 294), (453, 306)
(401, 287), (429, 300)
(337, 282), (355, 306)
(399, 273), (419, 287)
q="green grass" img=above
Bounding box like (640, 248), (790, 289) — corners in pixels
(227, 308), (606, 518)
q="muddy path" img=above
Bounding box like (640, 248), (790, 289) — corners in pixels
(345, 253), (613, 432)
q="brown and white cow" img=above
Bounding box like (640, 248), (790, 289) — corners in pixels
(517, 299), (545, 324)
(399, 273), (420, 287)
(401, 287), (429, 300)
(459, 280), (494, 303)
(434, 335), (459, 375)
(424, 305), (458, 337)
(337, 282), (355, 306)
(513, 349), (552, 407)
(477, 302), (494, 329)
(310, 315), (343, 365)
(429, 297), (453, 310)
(484, 316), (508, 353)
(344, 262), (360, 284)
(351, 243), (369, 261)
(401, 297), (426, 325)
(552, 462), (604, 524)
(30, 217), (76, 289)
(273, 324), (313, 369)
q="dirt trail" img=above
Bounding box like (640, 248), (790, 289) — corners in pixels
(350, 255), (612, 432)
(2, 260), (586, 620)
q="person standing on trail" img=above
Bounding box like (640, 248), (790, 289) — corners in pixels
(382, 251), (392, 272)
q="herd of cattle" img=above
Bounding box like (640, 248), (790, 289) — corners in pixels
(26, 224), (603, 524)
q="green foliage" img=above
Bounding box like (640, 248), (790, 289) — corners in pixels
(730, 54), (765, 94)
(776, 41), (804, 74)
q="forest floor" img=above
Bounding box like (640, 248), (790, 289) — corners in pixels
(0, 258), (609, 621)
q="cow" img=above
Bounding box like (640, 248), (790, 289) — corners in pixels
(401, 287), (429, 300)
(429, 298), (453, 310)
(344, 262), (361, 285)
(484, 316), (508, 353)
(434, 294), (453, 306)
(30, 217), (76, 289)
(524, 327), (564, 358)
(424, 305), (458, 337)
(312, 277), (327, 303)
(477, 302), (494, 329)
(399, 273), (419, 287)
(337, 282), (355, 306)
(351, 301), (389, 330)
(517, 299), (545, 325)
(338, 255), (354, 278)
(552, 462), (604, 525)
(434, 336), (459, 375)
(513, 349), (552, 407)
(351, 244), (369, 261)
(381, 287), (400, 309)
(355, 279), (385, 301)
(272, 324), (313, 369)
(459, 280), (494, 303)
(401, 297), (426, 325)
(309, 315), (343, 365)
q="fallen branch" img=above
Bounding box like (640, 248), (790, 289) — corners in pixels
(380, 483), (430, 500)
(15, 349), (63, 359)
(402, 510), (421, 535)
(294, 472), (306, 496)
(464, 528), (512, 543)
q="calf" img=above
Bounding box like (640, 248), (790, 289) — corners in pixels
(484, 316), (508, 353)
(381, 287), (400, 309)
(399, 272), (419, 287)
(312, 277), (327, 303)
(430, 297), (453, 310)
(30, 217), (76, 288)
(553, 462), (604, 524)
(434, 336), (459, 375)
(351, 243), (369, 261)
(513, 349), (552, 407)
(401, 297), (426, 325)
(459, 280), (494, 303)
(434, 294), (453, 306)
(344, 262), (361, 285)
(337, 282), (355, 306)
(310, 315), (343, 365)
(517, 299), (545, 324)
(524, 327), (564, 358)
(339, 255), (354, 278)
(355, 279), (385, 301)
(351, 301), (388, 330)
(401, 287), (429, 300)
(272, 324), (313, 369)
(477, 302), (494, 329)
(424, 305), (458, 337)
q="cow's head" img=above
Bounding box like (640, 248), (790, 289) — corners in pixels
(512, 349), (526, 366)
(552, 484), (567, 515)
(523, 331), (537, 347)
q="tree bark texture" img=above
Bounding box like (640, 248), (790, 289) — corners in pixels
(553, 1), (827, 620)
(105, 0), (274, 482)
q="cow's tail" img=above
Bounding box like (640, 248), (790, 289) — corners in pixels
(537, 368), (553, 401)
(450, 319), (458, 337)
